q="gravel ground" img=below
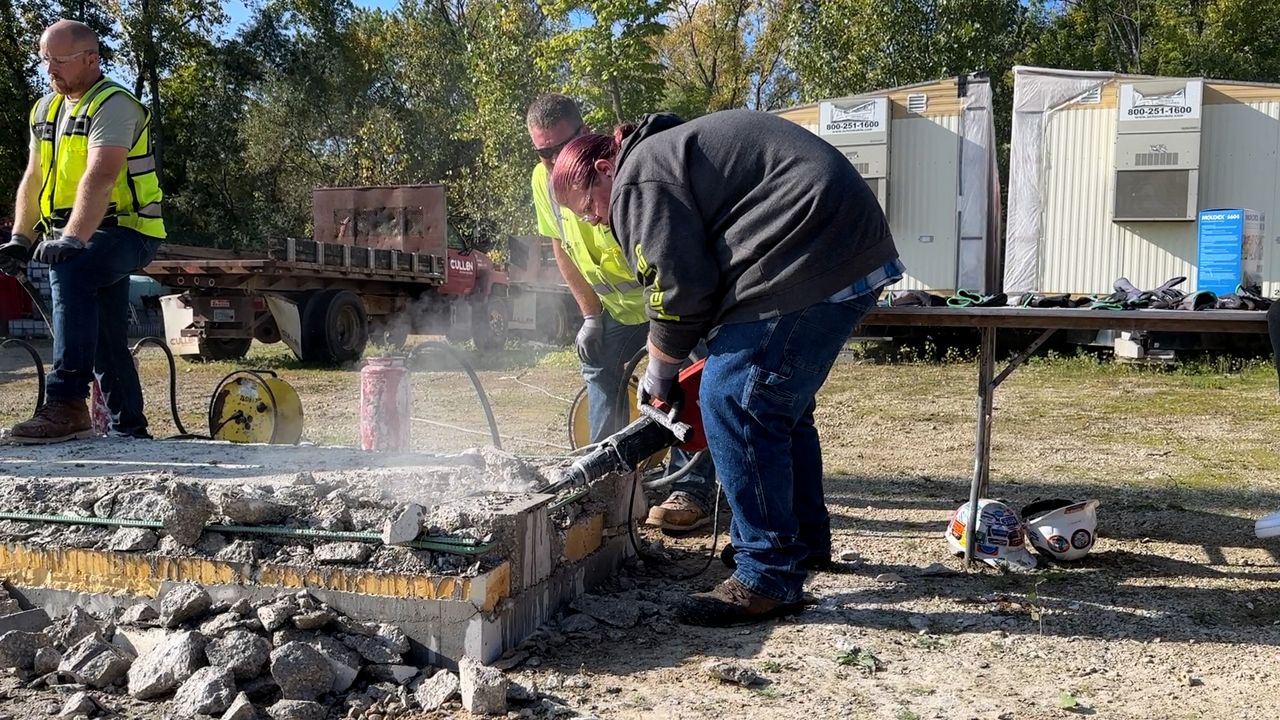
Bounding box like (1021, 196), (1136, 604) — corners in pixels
(1, 340), (1279, 719)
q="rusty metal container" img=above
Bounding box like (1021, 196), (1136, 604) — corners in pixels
(312, 185), (448, 257)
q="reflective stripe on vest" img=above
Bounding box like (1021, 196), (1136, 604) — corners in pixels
(559, 225), (648, 325)
(33, 78), (166, 239)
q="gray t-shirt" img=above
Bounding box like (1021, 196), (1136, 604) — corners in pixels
(29, 92), (146, 155)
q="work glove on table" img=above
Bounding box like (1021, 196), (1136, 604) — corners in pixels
(33, 233), (86, 266)
(0, 234), (33, 276)
(575, 314), (605, 365)
(638, 356), (684, 421)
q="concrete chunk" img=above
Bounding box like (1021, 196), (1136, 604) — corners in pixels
(223, 692), (257, 720)
(313, 542), (373, 564)
(174, 665), (237, 716)
(32, 646), (60, 675)
(256, 602), (298, 632)
(270, 641), (334, 701)
(206, 629), (270, 680)
(306, 636), (362, 693)
(460, 657), (509, 716)
(160, 583), (213, 628)
(338, 634), (402, 664)
(57, 691), (96, 718)
(107, 526), (158, 552)
(127, 630), (207, 700)
(0, 630), (52, 669)
(59, 635), (131, 688)
(381, 503), (424, 545)
(415, 669), (459, 711)
(0, 608), (51, 635)
(291, 610), (336, 631)
(118, 603), (158, 625)
(217, 487), (291, 525)
(365, 663), (418, 685)
(267, 700), (327, 720)
(51, 606), (104, 649)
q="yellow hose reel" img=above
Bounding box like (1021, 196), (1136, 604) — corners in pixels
(208, 370), (304, 444)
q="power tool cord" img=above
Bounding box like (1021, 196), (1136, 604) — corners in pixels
(407, 340), (502, 450)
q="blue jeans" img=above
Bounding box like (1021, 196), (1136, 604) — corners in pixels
(700, 293), (876, 603)
(46, 226), (160, 436)
(581, 312), (716, 506)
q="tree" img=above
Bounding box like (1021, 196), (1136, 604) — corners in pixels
(659, 0), (796, 117)
(101, 0), (227, 176)
(539, 0), (670, 126)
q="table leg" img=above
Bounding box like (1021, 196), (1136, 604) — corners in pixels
(965, 325), (997, 563)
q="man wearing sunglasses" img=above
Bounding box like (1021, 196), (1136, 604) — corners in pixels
(0, 19), (164, 444)
(527, 94), (717, 534)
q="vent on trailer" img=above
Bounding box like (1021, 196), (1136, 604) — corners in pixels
(817, 97), (891, 212)
(1113, 79), (1203, 222)
(906, 94), (928, 114)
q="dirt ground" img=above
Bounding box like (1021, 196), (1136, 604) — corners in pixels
(2, 339), (1280, 720)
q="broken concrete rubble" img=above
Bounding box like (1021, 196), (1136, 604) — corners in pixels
(460, 656), (509, 716)
(106, 526), (158, 552)
(215, 485), (291, 525)
(314, 542), (373, 564)
(206, 629), (270, 680)
(271, 641), (335, 701)
(127, 630), (206, 700)
(223, 692), (256, 720)
(57, 691), (97, 718)
(268, 699), (329, 720)
(59, 635), (131, 688)
(307, 635), (362, 693)
(0, 630), (51, 669)
(382, 502), (424, 545)
(174, 665), (237, 716)
(32, 645), (60, 675)
(118, 603), (157, 625)
(160, 583), (212, 628)
(414, 669), (459, 711)
(50, 606), (105, 649)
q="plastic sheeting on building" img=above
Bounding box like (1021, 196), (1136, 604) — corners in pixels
(775, 73), (1002, 294)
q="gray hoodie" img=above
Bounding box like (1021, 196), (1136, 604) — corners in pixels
(610, 109), (900, 359)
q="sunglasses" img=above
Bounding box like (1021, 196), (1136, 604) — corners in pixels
(534, 124), (584, 160)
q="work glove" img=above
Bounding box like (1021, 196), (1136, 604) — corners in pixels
(575, 314), (605, 365)
(638, 356), (684, 421)
(0, 234), (33, 276)
(33, 233), (86, 266)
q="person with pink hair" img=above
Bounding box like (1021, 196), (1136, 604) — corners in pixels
(552, 109), (903, 626)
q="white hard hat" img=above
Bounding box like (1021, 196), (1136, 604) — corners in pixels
(1021, 498), (1100, 562)
(945, 499), (1037, 571)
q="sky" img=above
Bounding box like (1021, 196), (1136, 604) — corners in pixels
(222, 0), (401, 33)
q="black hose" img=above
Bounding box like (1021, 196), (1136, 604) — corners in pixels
(616, 346), (723, 580)
(2, 338), (46, 415)
(130, 337), (189, 437)
(14, 272), (52, 331)
(407, 341), (502, 450)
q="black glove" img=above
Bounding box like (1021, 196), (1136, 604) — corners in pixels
(0, 234), (33, 276)
(33, 233), (86, 265)
(638, 356), (684, 420)
(575, 314), (604, 365)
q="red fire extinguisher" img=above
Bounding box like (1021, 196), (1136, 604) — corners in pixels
(360, 355), (411, 452)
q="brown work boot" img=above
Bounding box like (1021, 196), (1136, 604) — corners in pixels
(7, 398), (93, 444)
(645, 492), (710, 535)
(676, 576), (804, 627)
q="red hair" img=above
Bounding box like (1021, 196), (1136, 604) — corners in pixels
(551, 124), (638, 206)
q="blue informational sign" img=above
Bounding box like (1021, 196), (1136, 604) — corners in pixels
(1197, 209), (1247, 295)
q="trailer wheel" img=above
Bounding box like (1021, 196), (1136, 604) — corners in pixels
(538, 296), (575, 345)
(472, 292), (510, 353)
(184, 337), (252, 363)
(253, 315), (282, 345)
(301, 289), (368, 364)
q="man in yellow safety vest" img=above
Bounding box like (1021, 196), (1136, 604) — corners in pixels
(0, 19), (165, 443)
(527, 94), (717, 533)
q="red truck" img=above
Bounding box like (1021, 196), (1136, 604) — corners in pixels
(144, 185), (576, 363)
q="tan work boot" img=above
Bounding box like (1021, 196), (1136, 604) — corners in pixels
(676, 576), (804, 627)
(645, 492), (710, 534)
(7, 398), (93, 444)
